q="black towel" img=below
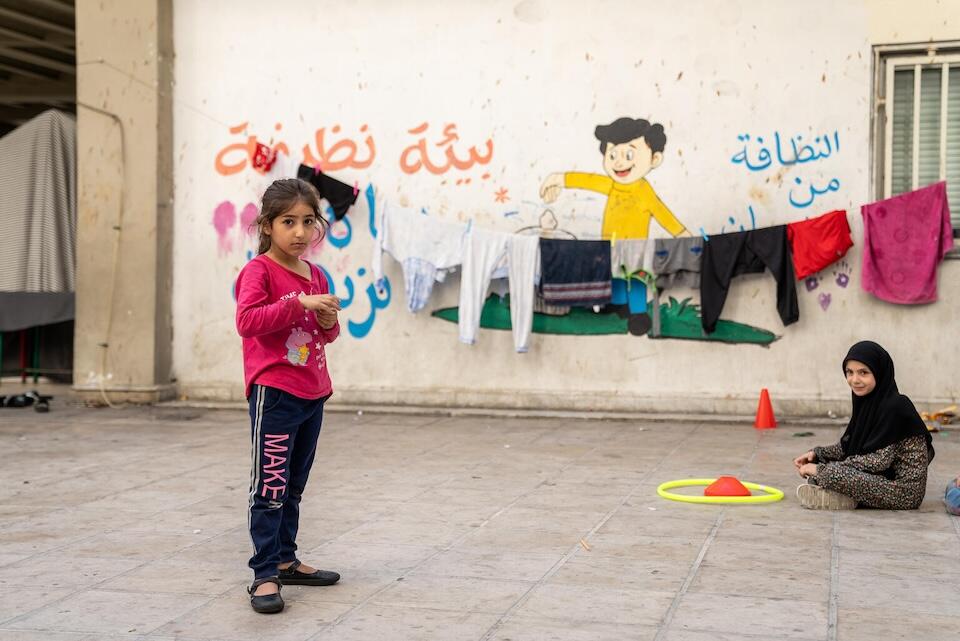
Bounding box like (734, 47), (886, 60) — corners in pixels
(539, 239), (612, 306)
(297, 164), (359, 220)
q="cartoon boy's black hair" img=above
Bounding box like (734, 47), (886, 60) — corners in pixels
(595, 117), (666, 154)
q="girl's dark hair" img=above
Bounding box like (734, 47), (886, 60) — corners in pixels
(253, 178), (329, 255)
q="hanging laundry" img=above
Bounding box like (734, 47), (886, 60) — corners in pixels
(786, 209), (853, 279)
(700, 226), (798, 334)
(647, 237), (704, 337)
(459, 229), (540, 353)
(533, 295), (570, 316)
(371, 203), (468, 313)
(860, 181), (954, 304)
(297, 164), (359, 220)
(654, 237), (703, 289)
(539, 239), (613, 306)
(610, 239), (655, 279)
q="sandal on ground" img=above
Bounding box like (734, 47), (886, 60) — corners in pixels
(278, 559), (340, 586)
(247, 576), (284, 614)
(26, 391), (51, 412)
(4, 394), (33, 408)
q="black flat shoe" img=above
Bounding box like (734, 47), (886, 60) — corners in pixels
(278, 560), (340, 586)
(247, 576), (284, 613)
(26, 391), (51, 412)
(5, 394), (32, 408)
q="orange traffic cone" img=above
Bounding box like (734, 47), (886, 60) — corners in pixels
(704, 476), (752, 496)
(754, 388), (777, 429)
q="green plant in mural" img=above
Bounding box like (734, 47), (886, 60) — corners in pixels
(655, 297), (777, 345)
(432, 295), (629, 335)
(431, 295), (777, 345)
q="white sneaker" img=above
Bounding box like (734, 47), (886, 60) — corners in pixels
(796, 483), (857, 510)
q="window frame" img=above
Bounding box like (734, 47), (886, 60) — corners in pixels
(872, 41), (960, 245)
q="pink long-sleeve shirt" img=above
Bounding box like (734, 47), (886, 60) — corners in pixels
(235, 254), (340, 399)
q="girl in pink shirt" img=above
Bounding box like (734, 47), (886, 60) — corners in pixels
(235, 178), (342, 614)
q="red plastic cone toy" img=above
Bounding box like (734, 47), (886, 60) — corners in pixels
(754, 388), (777, 429)
(704, 476), (752, 496)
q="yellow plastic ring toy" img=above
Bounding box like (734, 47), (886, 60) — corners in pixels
(657, 478), (784, 504)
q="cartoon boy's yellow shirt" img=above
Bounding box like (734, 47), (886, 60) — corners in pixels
(564, 172), (686, 240)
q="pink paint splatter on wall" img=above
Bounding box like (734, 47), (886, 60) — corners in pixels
(240, 203), (259, 236)
(213, 201), (237, 253)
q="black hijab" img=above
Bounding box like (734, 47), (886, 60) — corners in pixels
(839, 341), (933, 462)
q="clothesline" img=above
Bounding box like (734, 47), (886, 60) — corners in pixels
(339, 178), (952, 351)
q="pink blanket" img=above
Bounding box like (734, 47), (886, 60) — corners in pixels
(861, 181), (954, 304)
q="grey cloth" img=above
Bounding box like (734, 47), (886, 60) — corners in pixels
(610, 239), (654, 278)
(0, 292), (74, 331)
(654, 237), (703, 289)
(0, 109), (77, 294)
(649, 237), (703, 338)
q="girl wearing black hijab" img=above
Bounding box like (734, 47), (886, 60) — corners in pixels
(793, 341), (934, 510)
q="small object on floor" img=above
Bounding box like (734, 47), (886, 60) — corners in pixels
(579, 538), (591, 551)
(278, 560), (340, 586)
(25, 391), (52, 412)
(704, 476), (751, 497)
(247, 577), (284, 614)
(921, 404), (956, 425)
(796, 483), (857, 510)
(657, 478), (784, 504)
(754, 388), (777, 429)
(792, 431), (815, 437)
(4, 394), (33, 408)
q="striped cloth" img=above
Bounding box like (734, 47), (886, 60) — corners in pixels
(539, 238), (613, 306)
(0, 109), (77, 294)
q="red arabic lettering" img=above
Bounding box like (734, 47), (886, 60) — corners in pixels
(302, 124), (376, 172)
(400, 122), (494, 175)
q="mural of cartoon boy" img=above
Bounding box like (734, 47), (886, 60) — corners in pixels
(540, 117), (690, 240)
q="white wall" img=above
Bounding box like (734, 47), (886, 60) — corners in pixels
(172, 0), (960, 414)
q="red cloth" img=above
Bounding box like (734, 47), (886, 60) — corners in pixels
(235, 254), (339, 399)
(787, 210), (853, 279)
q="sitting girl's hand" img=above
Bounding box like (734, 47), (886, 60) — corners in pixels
(794, 450), (815, 469)
(798, 463), (818, 478)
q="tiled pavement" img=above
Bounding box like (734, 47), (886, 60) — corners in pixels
(0, 404), (957, 640)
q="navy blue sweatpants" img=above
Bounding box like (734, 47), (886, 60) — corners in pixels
(247, 384), (326, 579)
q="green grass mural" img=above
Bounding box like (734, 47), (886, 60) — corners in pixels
(431, 295), (777, 345)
